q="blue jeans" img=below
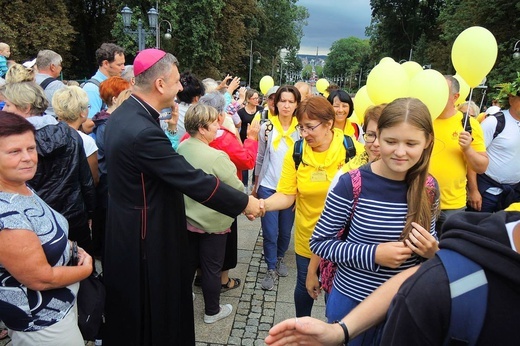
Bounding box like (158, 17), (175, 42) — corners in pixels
(294, 254), (315, 317)
(326, 286), (383, 346)
(258, 186), (295, 270)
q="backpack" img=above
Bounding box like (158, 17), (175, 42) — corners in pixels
(462, 111), (505, 139)
(39, 77), (59, 90)
(436, 249), (488, 346)
(319, 169), (361, 294)
(293, 135), (356, 170)
(487, 111), (505, 139)
(81, 78), (107, 111)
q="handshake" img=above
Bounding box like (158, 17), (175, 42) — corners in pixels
(244, 195), (266, 220)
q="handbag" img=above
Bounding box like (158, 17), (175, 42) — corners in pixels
(77, 271), (105, 341)
(319, 169), (361, 294)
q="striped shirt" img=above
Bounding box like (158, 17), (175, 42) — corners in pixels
(310, 165), (437, 302)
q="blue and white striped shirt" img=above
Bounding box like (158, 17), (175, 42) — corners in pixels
(310, 166), (437, 302)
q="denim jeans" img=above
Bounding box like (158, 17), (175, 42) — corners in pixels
(326, 286), (383, 346)
(258, 185), (295, 270)
(294, 254), (316, 317)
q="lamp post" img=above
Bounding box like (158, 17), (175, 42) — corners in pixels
(248, 41), (262, 87)
(121, 3), (172, 51)
(513, 40), (520, 60)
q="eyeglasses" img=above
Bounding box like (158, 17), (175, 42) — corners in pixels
(295, 122), (322, 134)
(363, 132), (377, 143)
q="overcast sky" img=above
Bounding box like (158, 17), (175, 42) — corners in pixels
(297, 0), (372, 55)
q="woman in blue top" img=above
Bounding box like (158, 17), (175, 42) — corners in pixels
(310, 97), (440, 345)
(0, 111), (92, 345)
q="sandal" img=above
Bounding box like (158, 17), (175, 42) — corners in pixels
(0, 328), (8, 340)
(221, 278), (241, 292)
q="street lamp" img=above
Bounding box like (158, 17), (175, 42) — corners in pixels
(248, 41), (262, 87)
(513, 40), (520, 60)
(121, 3), (172, 51)
(156, 20), (173, 48)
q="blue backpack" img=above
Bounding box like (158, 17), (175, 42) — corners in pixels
(437, 249), (488, 346)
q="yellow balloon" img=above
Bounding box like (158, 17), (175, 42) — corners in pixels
(316, 78), (330, 94)
(409, 69), (449, 120)
(353, 86), (374, 122)
(366, 62), (409, 104)
(454, 74), (470, 106)
(379, 57), (395, 65)
(451, 26), (498, 88)
(401, 61), (423, 81)
(259, 75), (274, 95)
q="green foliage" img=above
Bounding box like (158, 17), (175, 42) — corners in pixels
(0, 0), (75, 64)
(324, 37), (370, 78)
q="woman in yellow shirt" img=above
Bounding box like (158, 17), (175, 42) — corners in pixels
(263, 96), (364, 317)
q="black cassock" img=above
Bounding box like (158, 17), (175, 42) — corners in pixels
(103, 95), (248, 345)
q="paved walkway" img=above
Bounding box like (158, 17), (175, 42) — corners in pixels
(0, 214), (327, 346)
(193, 214), (326, 345)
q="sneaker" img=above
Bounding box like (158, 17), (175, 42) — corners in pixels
(261, 269), (278, 290)
(204, 304), (233, 324)
(276, 257), (288, 277)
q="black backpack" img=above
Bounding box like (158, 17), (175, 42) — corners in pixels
(461, 111), (505, 139)
(292, 135), (356, 170)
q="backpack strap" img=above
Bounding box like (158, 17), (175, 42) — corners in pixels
(488, 111), (505, 139)
(437, 249), (488, 346)
(81, 78), (107, 111)
(343, 135), (356, 163)
(39, 77), (59, 90)
(293, 135), (357, 169)
(339, 169), (361, 241)
(293, 139), (304, 170)
(351, 122), (360, 141)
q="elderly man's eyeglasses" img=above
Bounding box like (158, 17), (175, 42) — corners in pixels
(363, 132), (377, 143)
(295, 122), (322, 134)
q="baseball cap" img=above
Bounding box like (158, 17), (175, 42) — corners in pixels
(266, 86), (279, 98)
(22, 58), (37, 69)
(485, 105), (500, 115)
(134, 49), (166, 76)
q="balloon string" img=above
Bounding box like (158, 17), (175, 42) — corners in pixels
(463, 87), (475, 130)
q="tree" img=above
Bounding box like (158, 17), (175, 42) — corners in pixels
(0, 0), (75, 69)
(324, 37), (370, 80)
(367, 0), (445, 63)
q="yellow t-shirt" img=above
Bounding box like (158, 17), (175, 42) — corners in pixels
(276, 129), (365, 258)
(429, 112), (486, 210)
(342, 119), (360, 140)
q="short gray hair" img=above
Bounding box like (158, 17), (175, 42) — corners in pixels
(36, 50), (62, 69)
(199, 92), (226, 114)
(134, 53), (178, 91)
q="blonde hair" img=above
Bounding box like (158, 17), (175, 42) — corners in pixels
(0, 43), (9, 53)
(1, 82), (48, 115)
(52, 86), (89, 122)
(184, 103), (219, 136)
(5, 63), (35, 83)
(458, 101), (480, 117)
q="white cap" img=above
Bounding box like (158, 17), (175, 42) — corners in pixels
(22, 58), (37, 69)
(266, 86), (280, 97)
(485, 105), (500, 115)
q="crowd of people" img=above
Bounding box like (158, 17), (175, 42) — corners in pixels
(0, 39), (519, 346)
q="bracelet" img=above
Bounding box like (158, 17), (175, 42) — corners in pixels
(166, 128), (177, 135)
(333, 320), (350, 345)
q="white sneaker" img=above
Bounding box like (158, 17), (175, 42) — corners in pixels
(204, 304), (233, 324)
